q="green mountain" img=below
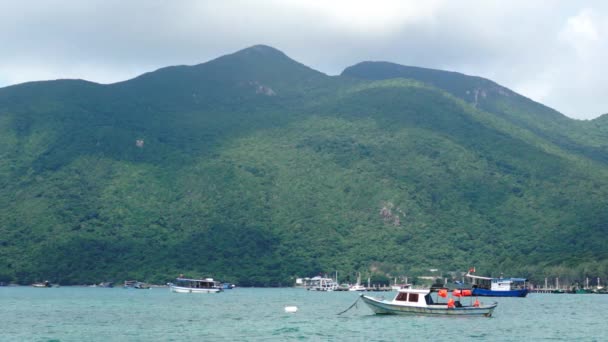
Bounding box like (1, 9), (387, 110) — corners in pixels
(1, 45), (607, 286)
(342, 62), (608, 164)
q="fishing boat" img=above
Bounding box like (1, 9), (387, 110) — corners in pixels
(169, 277), (222, 293)
(123, 280), (151, 289)
(32, 281), (52, 288)
(361, 287), (497, 317)
(465, 272), (528, 297)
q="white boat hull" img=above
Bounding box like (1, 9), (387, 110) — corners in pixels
(170, 285), (221, 293)
(361, 295), (496, 317)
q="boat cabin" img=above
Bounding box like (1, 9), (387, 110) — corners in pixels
(174, 277), (220, 289)
(391, 287), (475, 308)
(394, 289), (428, 306)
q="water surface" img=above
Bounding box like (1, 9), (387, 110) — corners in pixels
(1, 287), (606, 341)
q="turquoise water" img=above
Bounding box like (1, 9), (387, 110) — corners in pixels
(1, 287), (607, 341)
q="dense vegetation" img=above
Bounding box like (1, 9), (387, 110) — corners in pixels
(1, 45), (607, 286)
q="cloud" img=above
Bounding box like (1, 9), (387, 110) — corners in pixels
(0, 0), (607, 119)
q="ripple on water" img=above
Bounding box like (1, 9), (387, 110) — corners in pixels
(272, 326), (301, 335)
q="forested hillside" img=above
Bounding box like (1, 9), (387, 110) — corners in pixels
(1, 45), (607, 286)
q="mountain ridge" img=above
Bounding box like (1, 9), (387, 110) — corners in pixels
(1, 45), (607, 286)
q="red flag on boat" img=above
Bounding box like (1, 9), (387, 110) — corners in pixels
(469, 267), (476, 273)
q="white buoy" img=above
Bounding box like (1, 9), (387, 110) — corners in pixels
(284, 306), (298, 313)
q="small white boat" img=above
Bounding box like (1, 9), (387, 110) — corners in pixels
(361, 287), (497, 317)
(169, 277), (222, 293)
(32, 281), (51, 288)
(349, 284), (366, 291)
(391, 283), (412, 291)
(349, 273), (366, 291)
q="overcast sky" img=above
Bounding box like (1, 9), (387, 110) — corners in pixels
(1, 0), (607, 119)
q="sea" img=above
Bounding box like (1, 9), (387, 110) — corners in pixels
(1, 287), (607, 341)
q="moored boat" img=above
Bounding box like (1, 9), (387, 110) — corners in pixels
(391, 283), (412, 291)
(349, 284), (366, 291)
(221, 283), (236, 290)
(305, 276), (339, 291)
(348, 273), (366, 291)
(32, 281), (52, 288)
(169, 277), (222, 293)
(466, 272), (528, 297)
(361, 287), (497, 317)
(123, 280), (151, 289)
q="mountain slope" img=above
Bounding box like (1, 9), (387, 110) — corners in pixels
(1, 46), (607, 286)
(342, 62), (608, 164)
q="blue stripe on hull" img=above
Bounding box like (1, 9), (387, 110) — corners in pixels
(472, 288), (528, 297)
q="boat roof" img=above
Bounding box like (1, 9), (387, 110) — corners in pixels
(397, 288), (430, 294)
(176, 277), (216, 282)
(466, 274), (527, 281)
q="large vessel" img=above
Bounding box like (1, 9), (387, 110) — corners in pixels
(305, 276), (339, 291)
(361, 287), (497, 317)
(169, 277), (222, 293)
(466, 273), (528, 297)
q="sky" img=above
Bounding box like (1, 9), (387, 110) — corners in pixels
(1, 0), (607, 119)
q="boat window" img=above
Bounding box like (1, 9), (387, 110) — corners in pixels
(396, 292), (408, 301)
(408, 293), (419, 302)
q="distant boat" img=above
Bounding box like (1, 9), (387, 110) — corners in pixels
(305, 276), (338, 291)
(466, 273), (528, 297)
(32, 281), (52, 288)
(349, 284), (367, 291)
(572, 287), (594, 294)
(349, 273), (366, 291)
(221, 283), (236, 290)
(391, 283), (412, 291)
(169, 277), (222, 293)
(336, 284), (351, 291)
(123, 280), (151, 289)
(361, 287), (497, 317)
